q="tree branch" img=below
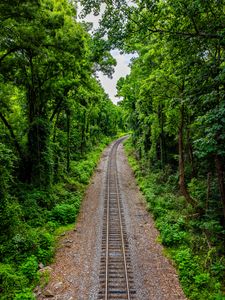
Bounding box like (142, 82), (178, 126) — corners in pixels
(129, 13), (223, 40)
(0, 111), (23, 159)
(0, 47), (19, 64)
(50, 97), (64, 122)
(146, 27), (222, 40)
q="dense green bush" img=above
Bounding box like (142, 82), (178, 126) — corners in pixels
(0, 264), (28, 299)
(19, 256), (39, 283)
(14, 289), (35, 300)
(0, 143), (21, 240)
(0, 137), (113, 299)
(50, 204), (77, 225)
(71, 155), (98, 184)
(0, 1), (124, 298)
(156, 219), (188, 246)
(125, 140), (225, 300)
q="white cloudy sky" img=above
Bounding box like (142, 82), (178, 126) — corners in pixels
(77, 5), (135, 104)
(97, 50), (135, 103)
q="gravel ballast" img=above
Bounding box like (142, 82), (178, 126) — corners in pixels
(38, 140), (187, 300)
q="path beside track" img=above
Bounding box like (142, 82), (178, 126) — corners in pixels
(38, 139), (187, 300)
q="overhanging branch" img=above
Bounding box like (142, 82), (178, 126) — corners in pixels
(0, 110), (23, 159)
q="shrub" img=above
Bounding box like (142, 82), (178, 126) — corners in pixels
(174, 248), (199, 284)
(50, 204), (77, 225)
(194, 273), (210, 287)
(14, 289), (36, 300)
(0, 200), (23, 240)
(188, 178), (207, 203)
(71, 160), (95, 184)
(36, 248), (53, 265)
(19, 256), (39, 283)
(10, 232), (36, 261)
(36, 231), (54, 264)
(164, 227), (187, 246)
(9, 228), (54, 264)
(0, 132), (113, 298)
(45, 221), (58, 232)
(124, 139), (225, 300)
(157, 219), (188, 246)
(211, 261), (225, 279)
(0, 264), (28, 298)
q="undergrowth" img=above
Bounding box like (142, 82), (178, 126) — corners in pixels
(0, 136), (113, 300)
(124, 139), (225, 300)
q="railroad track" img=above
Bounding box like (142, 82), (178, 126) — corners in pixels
(98, 138), (136, 300)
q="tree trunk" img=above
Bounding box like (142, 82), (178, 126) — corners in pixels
(66, 110), (71, 172)
(187, 126), (195, 177)
(159, 105), (166, 168)
(80, 115), (85, 155)
(53, 111), (60, 143)
(0, 111), (23, 159)
(178, 104), (196, 206)
(206, 172), (212, 211)
(215, 155), (225, 221)
(27, 84), (51, 187)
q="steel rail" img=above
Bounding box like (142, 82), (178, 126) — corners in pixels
(115, 146), (131, 300)
(104, 139), (131, 300)
(104, 152), (110, 300)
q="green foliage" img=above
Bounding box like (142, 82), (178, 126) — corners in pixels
(0, 0), (124, 297)
(194, 273), (210, 288)
(0, 143), (20, 238)
(0, 143), (15, 190)
(16, 189), (54, 226)
(102, 0), (225, 295)
(125, 140), (225, 300)
(0, 133), (114, 298)
(72, 160), (96, 184)
(174, 248), (200, 284)
(19, 256), (39, 283)
(0, 200), (23, 240)
(156, 218), (188, 247)
(14, 289), (35, 300)
(194, 102), (225, 158)
(188, 178), (207, 203)
(7, 229), (54, 265)
(80, 0), (225, 298)
(39, 266), (51, 289)
(0, 264), (28, 299)
(50, 204), (77, 225)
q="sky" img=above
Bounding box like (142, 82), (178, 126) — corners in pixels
(77, 5), (135, 104)
(97, 50), (135, 104)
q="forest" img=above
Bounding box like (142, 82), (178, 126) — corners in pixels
(0, 0), (225, 299)
(81, 0), (225, 299)
(0, 1), (124, 299)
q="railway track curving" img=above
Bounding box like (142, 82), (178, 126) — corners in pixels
(98, 138), (136, 300)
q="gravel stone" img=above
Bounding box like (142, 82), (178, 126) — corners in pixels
(43, 289), (54, 297)
(38, 141), (187, 300)
(116, 143), (187, 300)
